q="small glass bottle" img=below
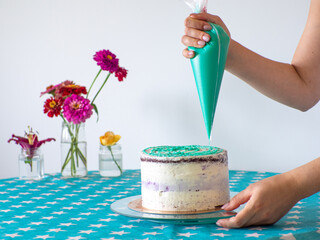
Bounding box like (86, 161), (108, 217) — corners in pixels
(19, 148), (44, 180)
(60, 122), (87, 177)
(99, 144), (122, 177)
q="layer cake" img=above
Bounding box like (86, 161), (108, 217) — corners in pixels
(140, 145), (229, 212)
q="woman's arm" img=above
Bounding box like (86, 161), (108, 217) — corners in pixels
(216, 157), (320, 228)
(182, 0), (320, 111)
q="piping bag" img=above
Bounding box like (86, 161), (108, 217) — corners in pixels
(185, 0), (230, 141)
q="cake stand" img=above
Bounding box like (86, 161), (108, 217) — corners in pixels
(111, 192), (240, 225)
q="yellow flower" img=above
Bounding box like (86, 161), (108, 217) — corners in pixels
(100, 131), (121, 146)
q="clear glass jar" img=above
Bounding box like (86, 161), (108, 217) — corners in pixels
(19, 148), (44, 180)
(99, 143), (122, 177)
(61, 122), (87, 177)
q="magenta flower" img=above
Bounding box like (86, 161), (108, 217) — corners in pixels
(93, 50), (119, 73)
(8, 129), (55, 159)
(115, 67), (128, 82)
(63, 94), (93, 124)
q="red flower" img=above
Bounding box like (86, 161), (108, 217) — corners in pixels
(44, 97), (63, 117)
(115, 67), (128, 82)
(40, 80), (74, 97)
(8, 128), (55, 159)
(58, 85), (87, 97)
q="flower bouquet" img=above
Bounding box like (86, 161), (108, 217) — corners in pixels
(8, 127), (55, 179)
(41, 50), (127, 177)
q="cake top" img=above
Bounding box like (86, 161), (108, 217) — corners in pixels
(142, 145), (223, 158)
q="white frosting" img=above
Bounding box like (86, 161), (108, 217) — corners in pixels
(141, 151), (229, 212)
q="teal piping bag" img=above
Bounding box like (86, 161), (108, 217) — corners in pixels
(185, 0), (230, 140)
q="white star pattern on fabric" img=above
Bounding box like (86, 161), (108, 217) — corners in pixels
(13, 215), (27, 218)
(52, 211), (65, 215)
(79, 230), (96, 234)
(18, 227), (34, 231)
(32, 197), (44, 200)
(30, 222), (46, 225)
(11, 205), (23, 208)
(97, 202), (109, 206)
(70, 217), (85, 221)
(59, 223), (75, 227)
(210, 233), (230, 237)
(1, 209), (12, 212)
(89, 207), (101, 211)
(79, 212), (92, 216)
(110, 230), (129, 235)
(153, 225), (168, 230)
(282, 227), (301, 231)
(89, 224), (106, 228)
(121, 225), (137, 229)
(290, 210), (303, 214)
(34, 235), (53, 239)
(245, 233), (264, 238)
(5, 233), (21, 238)
(285, 221), (301, 225)
(48, 228), (65, 232)
(62, 207), (74, 210)
(129, 219), (143, 223)
(20, 200), (33, 204)
(176, 232), (197, 237)
(217, 227), (230, 231)
(66, 236), (86, 240)
(184, 226), (202, 230)
(26, 210), (40, 213)
(100, 237), (120, 240)
(280, 233), (297, 240)
(0, 170), (317, 239)
(249, 227), (267, 231)
(287, 215), (301, 219)
(2, 220), (16, 224)
(143, 232), (162, 236)
(99, 218), (115, 222)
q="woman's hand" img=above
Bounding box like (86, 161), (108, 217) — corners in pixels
(216, 172), (301, 228)
(182, 12), (231, 58)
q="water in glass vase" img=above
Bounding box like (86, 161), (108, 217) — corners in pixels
(99, 144), (122, 177)
(19, 148), (44, 180)
(61, 141), (87, 177)
(60, 122), (87, 177)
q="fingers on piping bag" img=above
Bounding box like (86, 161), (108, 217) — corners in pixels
(185, 0), (230, 140)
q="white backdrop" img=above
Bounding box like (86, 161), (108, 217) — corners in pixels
(1, 0), (319, 179)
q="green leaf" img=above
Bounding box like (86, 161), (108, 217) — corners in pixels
(92, 103), (99, 122)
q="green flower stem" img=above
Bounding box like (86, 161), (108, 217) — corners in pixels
(86, 69), (102, 98)
(108, 146), (122, 175)
(91, 72), (111, 105)
(60, 115), (87, 177)
(25, 159), (33, 172)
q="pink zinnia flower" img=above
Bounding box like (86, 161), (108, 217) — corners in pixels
(63, 94), (93, 124)
(93, 50), (119, 73)
(115, 67), (128, 82)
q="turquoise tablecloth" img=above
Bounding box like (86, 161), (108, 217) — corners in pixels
(0, 170), (319, 240)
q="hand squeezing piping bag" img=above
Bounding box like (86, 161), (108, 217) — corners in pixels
(185, 0), (230, 140)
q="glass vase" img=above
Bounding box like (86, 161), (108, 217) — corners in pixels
(19, 148), (44, 180)
(99, 143), (122, 177)
(60, 122), (87, 177)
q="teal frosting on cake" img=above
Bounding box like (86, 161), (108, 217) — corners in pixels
(142, 145), (223, 157)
